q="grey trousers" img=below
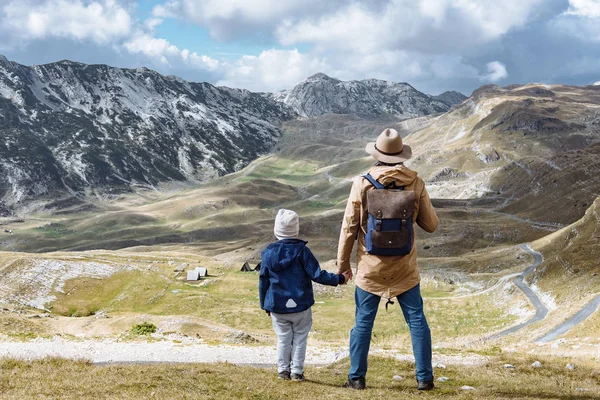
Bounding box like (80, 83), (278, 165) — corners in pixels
(271, 308), (312, 374)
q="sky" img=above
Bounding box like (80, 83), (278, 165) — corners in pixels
(1, 0), (600, 95)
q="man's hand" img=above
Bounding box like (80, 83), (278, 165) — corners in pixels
(266, 310), (271, 317)
(342, 269), (353, 283)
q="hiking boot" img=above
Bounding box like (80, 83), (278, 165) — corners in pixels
(343, 377), (366, 390)
(291, 373), (305, 382)
(417, 380), (435, 390)
(278, 371), (291, 380)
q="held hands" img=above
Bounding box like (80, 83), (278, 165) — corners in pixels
(341, 269), (353, 284)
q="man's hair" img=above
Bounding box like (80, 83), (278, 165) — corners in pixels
(375, 161), (404, 166)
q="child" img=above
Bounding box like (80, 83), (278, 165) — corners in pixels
(259, 209), (349, 381)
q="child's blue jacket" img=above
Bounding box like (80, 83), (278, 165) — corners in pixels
(259, 239), (343, 314)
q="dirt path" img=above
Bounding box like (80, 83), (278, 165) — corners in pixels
(535, 294), (600, 343)
(430, 272), (521, 300)
(485, 211), (565, 230)
(0, 338), (487, 366)
(487, 244), (548, 340)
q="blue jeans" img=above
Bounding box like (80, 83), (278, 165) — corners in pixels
(348, 284), (433, 382)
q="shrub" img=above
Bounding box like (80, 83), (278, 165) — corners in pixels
(131, 322), (157, 336)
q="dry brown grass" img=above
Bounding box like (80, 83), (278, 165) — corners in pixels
(0, 355), (598, 399)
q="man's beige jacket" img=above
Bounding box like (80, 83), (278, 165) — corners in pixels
(337, 164), (438, 298)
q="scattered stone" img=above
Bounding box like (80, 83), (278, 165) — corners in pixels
(94, 310), (108, 319)
(423, 245), (431, 250)
(435, 363), (447, 369)
(174, 263), (187, 272)
(504, 364), (516, 369)
(168, 259), (174, 266)
(171, 290), (180, 294)
(392, 375), (403, 381)
(224, 331), (258, 344)
(576, 388), (590, 392)
(461, 385), (476, 391)
(590, 370), (600, 378)
(437, 377), (449, 382)
(27, 313), (52, 319)
(531, 361), (542, 368)
(566, 363), (575, 371)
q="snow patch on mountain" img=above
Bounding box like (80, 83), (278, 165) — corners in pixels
(0, 55), (294, 207)
(274, 73), (453, 118)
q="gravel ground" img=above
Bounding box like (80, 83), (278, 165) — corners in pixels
(0, 337), (487, 366)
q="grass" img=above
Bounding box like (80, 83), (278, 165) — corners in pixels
(44, 260), (520, 347)
(0, 355), (598, 399)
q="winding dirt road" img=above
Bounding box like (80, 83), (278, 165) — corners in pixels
(536, 294), (600, 343)
(487, 244), (548, 340)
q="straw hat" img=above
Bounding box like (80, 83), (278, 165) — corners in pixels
(365, 128), (412, 163)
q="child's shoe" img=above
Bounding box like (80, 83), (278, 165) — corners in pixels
(278, 371), (291, 380)
(291, 373), (305, 382)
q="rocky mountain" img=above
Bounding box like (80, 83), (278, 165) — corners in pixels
(405, 83), (600, 225)
(432, 90), (467, 106)
(273, 73), (453, 118)
(0, 55), (293, 209)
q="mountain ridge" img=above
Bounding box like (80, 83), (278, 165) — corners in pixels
(0, 55), (294, 209)
(272, 72), (461, 118)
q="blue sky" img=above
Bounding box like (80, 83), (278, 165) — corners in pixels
(1, 0), (599, 94)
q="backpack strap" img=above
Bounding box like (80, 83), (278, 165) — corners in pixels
(363, 173), (404, 190)
(363, 173), (385, 189)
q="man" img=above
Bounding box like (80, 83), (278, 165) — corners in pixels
(337, 128), (439, 391)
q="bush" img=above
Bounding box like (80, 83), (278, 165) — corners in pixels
(131, 322), (157, 336)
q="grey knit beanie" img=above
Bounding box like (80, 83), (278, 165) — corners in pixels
(274, 209), (299, 240)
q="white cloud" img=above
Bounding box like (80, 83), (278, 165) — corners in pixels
(565, 0), (600, 17)
(124, 33), (219, 71)
(160, 0), (547, 48)
(1, 0), (131, 44)
(276, 0), (546, 53)
(153, 0), (340, 40)
(216, 49), (329, 91)
(144, 18), (164, 31)
(480, 61), (508, 82)
(552, 0), (600, 42)
(594, 81), (600, 85)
